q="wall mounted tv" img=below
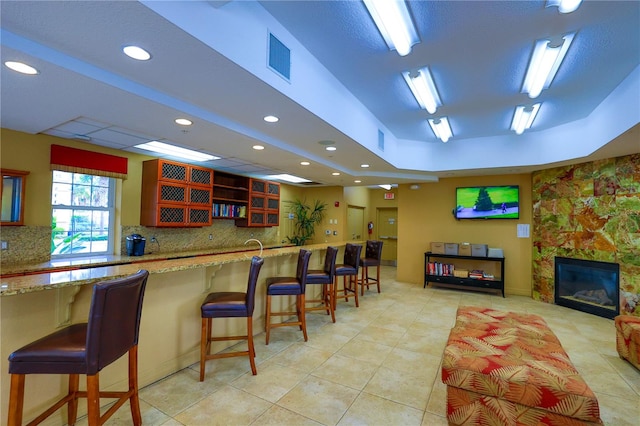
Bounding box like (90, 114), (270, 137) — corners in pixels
(455, 185), (519, 219)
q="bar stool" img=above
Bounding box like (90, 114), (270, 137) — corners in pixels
(333, 243), (363, 308)
(7, 270), (149, 426)
(265, 249), (312, 344)
(359, 240), (384, 295)
(305, 246), (338, 323)
(199, 256), (264, 381)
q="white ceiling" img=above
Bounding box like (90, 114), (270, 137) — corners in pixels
(1, 1), (639, 187)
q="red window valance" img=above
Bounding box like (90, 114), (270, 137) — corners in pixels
(50, 144), (128, 179)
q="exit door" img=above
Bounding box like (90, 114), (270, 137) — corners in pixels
(377, 208), (397, 266)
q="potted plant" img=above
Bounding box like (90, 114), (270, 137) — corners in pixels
(286, 198), (327, 246)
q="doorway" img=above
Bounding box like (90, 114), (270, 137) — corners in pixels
(347, 206), (365, 240)
(376, 207), (397, 266)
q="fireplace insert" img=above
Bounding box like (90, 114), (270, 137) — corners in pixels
(554, 257), (619, 319)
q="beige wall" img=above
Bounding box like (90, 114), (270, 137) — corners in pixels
(397, 175), (533, 296)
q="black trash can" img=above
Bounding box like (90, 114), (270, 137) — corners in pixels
(126, 234), (146, 256)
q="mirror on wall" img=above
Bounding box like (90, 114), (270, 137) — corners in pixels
(1, 169), (29, 225)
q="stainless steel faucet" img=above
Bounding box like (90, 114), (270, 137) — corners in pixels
(244, 238), (263, 257)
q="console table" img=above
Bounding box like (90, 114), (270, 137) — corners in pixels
(424, 252), (505, 297)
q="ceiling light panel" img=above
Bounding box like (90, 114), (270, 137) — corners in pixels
(547, 0), (583, 14)
(363, 0), (419, 56)
(135, 141), (218, 161)
(511, 104), (541, 135)
(428, 117), (453, 143)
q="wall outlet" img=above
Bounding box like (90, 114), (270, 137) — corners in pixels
(208, 234), (213, 240)
(150, 236), (157, 243)
(1, 241), (7, 250)
(333, 230), (338, 236)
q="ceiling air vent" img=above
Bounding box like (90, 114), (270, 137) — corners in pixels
(378, 129), (385, 151)
(268, 33), (291, 81)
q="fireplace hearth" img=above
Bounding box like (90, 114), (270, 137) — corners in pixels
(554, 257), (619, 319)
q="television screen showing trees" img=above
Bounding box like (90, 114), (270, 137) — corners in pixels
(455, 186), (519, 219)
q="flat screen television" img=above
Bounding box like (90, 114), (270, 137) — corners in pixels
(455, 185), (519, 219)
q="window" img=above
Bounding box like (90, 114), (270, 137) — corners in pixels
(51, 171), (115, 257)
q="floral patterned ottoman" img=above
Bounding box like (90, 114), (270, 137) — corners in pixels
(442, 306), (602, 425)
(615, 315), (640, 370)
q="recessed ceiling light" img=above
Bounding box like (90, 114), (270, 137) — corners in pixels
(123, 45), (151, 61)
(253, 145), (265, 150)
(300, 161), (310, 166)
(361, 164), (370, 168)
(175, 118), (192, 126)
(4, 61), (38, 75)
(326, 146), (337, 151)
(354, 180), (362, 183)
(264, 115), (279, 123)
(332, 172), (340, 176)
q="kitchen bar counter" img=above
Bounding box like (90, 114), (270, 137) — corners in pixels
(0, 243), (315, 296)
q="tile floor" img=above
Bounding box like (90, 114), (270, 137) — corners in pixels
(90, 266), (639, 425)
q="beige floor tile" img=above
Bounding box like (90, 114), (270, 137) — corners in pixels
(231, 362), (308, 403)
(311, 353), (379, 390)
(139, 368), (224, 417)
(381, 347), (441, 381)
(595, 391), (640, 426)
(420, 410), (449, 426)
(337, 392), (424, 426)
(353, 324), (405, 346)
(174, 385), (271, 426)
(252, 405), (323, 426)
(268, 342), (334, 373)
(363, 366), (432, 410)
(76, 399), (170, 426)
(395, 330), (448, 357)
(336, 339), (394, 365)
(303, 325), (353, 353)
(277, 376), (359, 425)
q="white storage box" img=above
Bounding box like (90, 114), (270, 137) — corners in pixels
(487, 248), (504, 258)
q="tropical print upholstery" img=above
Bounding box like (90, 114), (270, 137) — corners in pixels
(615, 315), (640, 370)
(442, 307), (603, 425)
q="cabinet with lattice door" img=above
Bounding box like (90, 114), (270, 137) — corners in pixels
(140, 159), (213, 227)
(234, 179), (280, 227)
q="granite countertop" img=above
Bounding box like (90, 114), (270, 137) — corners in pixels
(0, 242), (352, 297)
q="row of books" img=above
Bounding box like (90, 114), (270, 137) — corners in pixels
(426, 262), (456, 276)
(212, 203), (246, 218)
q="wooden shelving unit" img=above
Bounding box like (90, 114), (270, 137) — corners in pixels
(424, 251), (505, 297)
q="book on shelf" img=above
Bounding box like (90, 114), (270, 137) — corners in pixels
(426, 262), (455, 276)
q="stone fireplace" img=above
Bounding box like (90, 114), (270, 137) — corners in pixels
(554, 257), (619, 319)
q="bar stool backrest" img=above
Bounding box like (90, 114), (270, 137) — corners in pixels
(245, 256), (265, 315)
(344, 243), (363, 272)
(323, 246), (339, 279)
(296, 249), (313, 293)
(365, 240), (383, 262)
(86, 269), (149, 374)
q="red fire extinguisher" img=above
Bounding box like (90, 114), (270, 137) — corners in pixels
(368, 221), (374, 236)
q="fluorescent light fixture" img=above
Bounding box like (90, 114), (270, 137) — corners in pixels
(123, 45), (151, 61)
(547, 0), (583, 13)
(268, 174), (311, 183)
(428, 117), (453, 143)
(379, 184), (392, 190)
(134, 141), (218, 162)
(263, 115), (279, 123)
(511, 103), (541, 135)
(402, 67), (441, 114)
(363, 0), (419, 56)
(4, 61), (38, 75)
(252, 145), (265, 150)
(522, 33), (575, 98)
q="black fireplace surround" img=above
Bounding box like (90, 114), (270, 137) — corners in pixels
(554, 257), (620, 319)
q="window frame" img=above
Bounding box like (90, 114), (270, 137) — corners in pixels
(51, 171), (116, 258)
